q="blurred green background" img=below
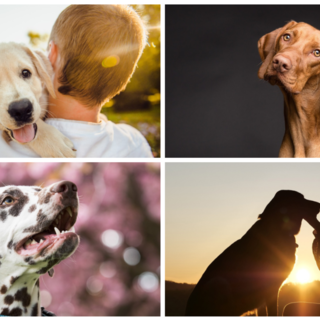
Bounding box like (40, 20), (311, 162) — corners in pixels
(28, 5), (161, 157)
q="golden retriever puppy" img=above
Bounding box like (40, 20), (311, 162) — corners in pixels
(0, 43), (75, 157)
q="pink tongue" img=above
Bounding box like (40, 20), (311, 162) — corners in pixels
(12, 124), (35, 143)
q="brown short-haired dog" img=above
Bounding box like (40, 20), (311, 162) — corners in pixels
(49, 5), (147, 108)
(258, 21), (320, 158)
(185, 191), (320, 316)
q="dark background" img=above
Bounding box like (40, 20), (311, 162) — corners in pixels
(165, 5), (320, 157)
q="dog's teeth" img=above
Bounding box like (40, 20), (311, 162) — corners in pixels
(54, 227), (61, 235)
(69, 226), (75, 233)
(31, 240), (37, 245)
(67, 207), (73, 217)
(39, 239), (44, 243)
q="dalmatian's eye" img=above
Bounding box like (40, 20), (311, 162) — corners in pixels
(2, 197), (14, 205)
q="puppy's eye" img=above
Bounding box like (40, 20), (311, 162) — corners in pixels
(283, 34), (291, 41)
(21, 69), (31, 79)
(2, 197), (14, 205)
(314, 49), (320, 57)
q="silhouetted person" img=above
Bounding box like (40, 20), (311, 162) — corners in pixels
(185, 190), (320, 316)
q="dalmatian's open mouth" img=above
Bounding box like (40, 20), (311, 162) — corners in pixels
(15, 206), (77, 257)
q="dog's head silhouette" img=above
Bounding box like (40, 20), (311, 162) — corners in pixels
(258, 190), (320, 235)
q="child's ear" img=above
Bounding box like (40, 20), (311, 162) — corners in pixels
(48, 41), (58, 68)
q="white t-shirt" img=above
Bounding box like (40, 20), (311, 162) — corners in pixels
(0, 118), (153, 158)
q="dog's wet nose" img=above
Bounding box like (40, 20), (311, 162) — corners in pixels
(50, 181), (77, 194)
(8, 98), (33, 123)
(273, 55), (292, 73)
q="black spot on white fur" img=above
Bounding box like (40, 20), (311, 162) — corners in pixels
(4, 295), (14, 305)
(31, 303), (38, 316)
(10, 276), (18, 285)
(7, 240), (13, 249)
(1, 307), (22, 316)
(0, 285), (7, 294)
(0, 211), (7, 222)
(23, 207), (60, 234)
(28, 204), (37, 213)
(37, 190), (52, 205)
(14, 287), (31, 307)
(5, 188), (29, 217)
(37, 258), (59, 275)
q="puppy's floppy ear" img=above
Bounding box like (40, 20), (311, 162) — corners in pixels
(257, 20), (297, 79)
(22, 46), (56, 98)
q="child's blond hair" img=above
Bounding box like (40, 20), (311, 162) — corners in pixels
(49, 5), (147, 107)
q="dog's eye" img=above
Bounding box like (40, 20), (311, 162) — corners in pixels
(2, 197), (14, 205)
(314, 50), (320, 57)
(283, 34), (291, 41)
(21, 69), (31, 79)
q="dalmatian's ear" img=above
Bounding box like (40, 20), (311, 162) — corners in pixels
(48, 268), (55, 277)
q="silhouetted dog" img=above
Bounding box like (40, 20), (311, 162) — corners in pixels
(185, 190), (320, 316)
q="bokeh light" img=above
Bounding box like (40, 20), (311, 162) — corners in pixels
(40, 290), (52, 308)
(138, 272), (159, 292)
(101, 229), (124, 249)
(86, 276), (104, 295)
(99, 262), (117, 279)
(123, 247), (141, 266)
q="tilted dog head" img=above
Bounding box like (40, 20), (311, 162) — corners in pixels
(0, 42), (56, 144)
(258, 21), (320, 94)
(0, 181), (79, 281)
(258, 190), (320, 235)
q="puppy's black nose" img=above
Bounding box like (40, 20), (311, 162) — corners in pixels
(51, 181), (77, 194)
(8, 99), (33, 124)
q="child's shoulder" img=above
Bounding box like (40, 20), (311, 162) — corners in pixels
(107, 121), (153, 157)
(35, 118), (153, 158)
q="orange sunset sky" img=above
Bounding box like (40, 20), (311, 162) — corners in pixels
(166, 163), (320, 285)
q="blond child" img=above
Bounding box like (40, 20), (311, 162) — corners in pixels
(0, 5), (153, 158)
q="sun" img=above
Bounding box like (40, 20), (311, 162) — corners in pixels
(295, 268), (311, 284)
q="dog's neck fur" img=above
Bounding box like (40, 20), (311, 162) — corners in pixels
(0, 262), (40, 316)
(279, 81), (320, 157)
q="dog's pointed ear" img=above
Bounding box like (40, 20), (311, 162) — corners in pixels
(22, 46), (56, 98)
(257, 21), (297, 79)
(48, 268), (54, 277)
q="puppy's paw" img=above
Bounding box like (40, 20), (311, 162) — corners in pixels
(28, 120), (76, 158)
(53, 131), (77, 158)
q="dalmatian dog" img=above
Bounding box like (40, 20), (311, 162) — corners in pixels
(0, 180), (79, 316)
